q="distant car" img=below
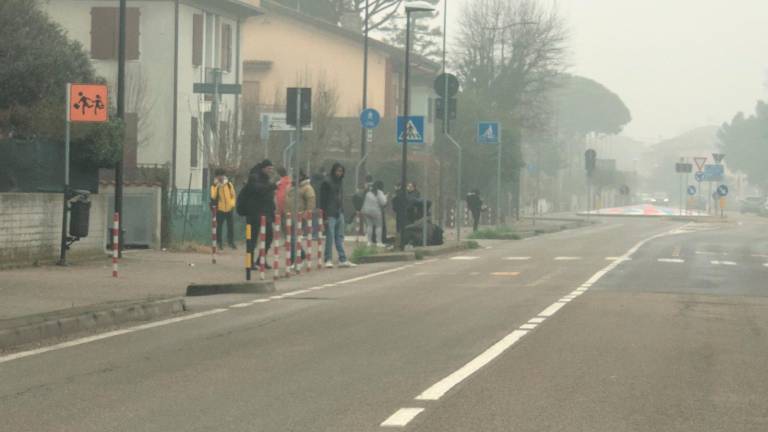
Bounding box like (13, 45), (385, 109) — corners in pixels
(740, 197), (766, 214)
(650, 192), (671, 205)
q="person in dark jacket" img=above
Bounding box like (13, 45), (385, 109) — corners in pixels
(466, 189), (483, 232)
(237, 159), (277, 268)
(319, 162), (355, 268)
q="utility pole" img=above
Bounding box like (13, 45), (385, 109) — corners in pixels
(359, 0), (370, 185)
(115, 0), (127, 257)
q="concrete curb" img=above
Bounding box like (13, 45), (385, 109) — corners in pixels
(414, 242), (470, 257)
(355, 252), (416, 264)
(0, 297), (186, 350)
(186, 281), (276, 296)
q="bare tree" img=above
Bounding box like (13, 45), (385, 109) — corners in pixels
(328, 0), (403, 31)
(306, 73), (340, 168)
(456, 0), (568, 124)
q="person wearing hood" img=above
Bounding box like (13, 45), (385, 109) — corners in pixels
(210, 168), (237, 250)
(362, 180), (387, 248)
(237, 159), (277, 268)
(285, 171), (316, 265)
(319, 162), (355, 267)
(275, 166), (291, 216)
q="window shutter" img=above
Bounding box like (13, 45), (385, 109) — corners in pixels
(221, 24), (232, 72)
(191, 117), (199, 168)
(91, 7), (117, 60)
(193, 14), (203, 66)
(126, 8), (140, 60)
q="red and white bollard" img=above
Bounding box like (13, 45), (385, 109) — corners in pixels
(448, 208), (455, 229)
(112, 212), (119, 278)
(317, 210), (325, 270)
(295, 213), (305, 273)
(305, 211), (313, 273)
(272, 214), (281, 280)
(211, 205), (217, 264)
(284, 214), (292, 278)
(258, 215), (267, 280)
(464, 208), (470, 227)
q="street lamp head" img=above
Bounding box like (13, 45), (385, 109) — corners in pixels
(405, 1), (436, 13)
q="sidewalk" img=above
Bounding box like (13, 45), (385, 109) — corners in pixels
(0, 240), (362, 322)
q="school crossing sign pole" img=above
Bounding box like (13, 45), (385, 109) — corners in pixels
(477, 122), (502, 225)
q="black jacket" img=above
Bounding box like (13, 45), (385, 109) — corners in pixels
(237, 168), (276, 223)
(320, 163), (345, 218)
(466, 192), (483, 212)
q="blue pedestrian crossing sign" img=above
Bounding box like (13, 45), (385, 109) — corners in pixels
(687, 185), (697, 196)
(360, 108), (381, 129)
(397, 116), (425, 145)
(694, 171), (704, 182)
(477, 122), (501, 144)
(717, 184), (729, 197)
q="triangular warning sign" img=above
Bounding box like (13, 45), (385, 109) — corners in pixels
(482, 126), (496, 141)
(399, 120), (423, 142)
(693, 157), (707, 171)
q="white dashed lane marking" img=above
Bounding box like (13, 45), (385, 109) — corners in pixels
(658, 258), (685, 263)
(451, 256), (480, 261)
(554, 257), (581, 261)
(504, 257), (531, 261)
(711, 260), (738, 266)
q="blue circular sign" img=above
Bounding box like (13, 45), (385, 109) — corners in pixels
(717, 184), (729, 197)
(360, 108), (381, 129)
(694, 172), (704, 182)
(687, 185), (697, 196)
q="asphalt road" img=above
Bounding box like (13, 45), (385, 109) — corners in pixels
(1, 216), (767, 431)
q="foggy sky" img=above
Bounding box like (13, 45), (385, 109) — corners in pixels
(445, 0), (768, 142)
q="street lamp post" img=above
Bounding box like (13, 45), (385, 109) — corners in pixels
(398, 1), (435, 248)
(359, 0), (370, 186)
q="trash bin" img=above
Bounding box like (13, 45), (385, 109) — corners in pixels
(69, 199), (91, 238)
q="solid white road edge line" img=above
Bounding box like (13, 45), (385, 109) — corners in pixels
(0, 308), (229, 365)
(381, 408), (425, 427)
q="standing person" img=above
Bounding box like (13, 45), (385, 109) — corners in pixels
(406, 182), (422, 225)
(466, 189), (483, 232)
(320, 162), (355, 268)
(362, 180), (388, 248)
(392, 183), (406, 234)
(285, 170), (316, 265)
(210, 169), (237, 250)
(237, 159), (277, 268)
(275, 166), (291, 217)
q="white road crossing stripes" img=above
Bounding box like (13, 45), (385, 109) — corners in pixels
(658, 258), (685, 263)
(381, 408), (425, 427)
(711, 260), (738, 266)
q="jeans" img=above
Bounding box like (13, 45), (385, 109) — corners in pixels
(471, 209), (481, 232)
(324, 214), (347, 263)
(216, 210), (235, 248)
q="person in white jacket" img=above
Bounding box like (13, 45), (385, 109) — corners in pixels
(361, 180), (388, 247)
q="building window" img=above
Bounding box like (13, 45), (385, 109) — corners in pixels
(90, 7), (140, 60)
(192, 14), (203, 67)
(191, 117), (199, 168)
(221, 24), (232, 72)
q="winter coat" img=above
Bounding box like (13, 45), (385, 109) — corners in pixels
(362, 188), (387, 216)
(319, 162), (345, 219)
(285, 179), (316, 214)
(236, 169), (276, 224)
(210, 181), (236, 213)
(275, 176), (292, 215)
(466, 192), (483, 212)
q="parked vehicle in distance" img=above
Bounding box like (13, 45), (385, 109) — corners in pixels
(740, 196), (766, 214)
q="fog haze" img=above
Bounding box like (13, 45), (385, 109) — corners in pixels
(447, 0), (768, 141)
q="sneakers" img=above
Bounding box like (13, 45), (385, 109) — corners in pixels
(339, 261), (357, 268)
(324, 261), (335, 269)
(375, 243), (386, 249)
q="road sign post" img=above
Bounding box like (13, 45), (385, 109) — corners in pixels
(585, 149), (597, 219)
(60, 83), (109, 266)
(477, 122), (502, 226)
(356, 108), (380, 187)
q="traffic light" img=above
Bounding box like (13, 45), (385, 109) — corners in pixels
(286, 87), (312, 127)
(435, 97), (457, 120)
(585, 149), (597, 174)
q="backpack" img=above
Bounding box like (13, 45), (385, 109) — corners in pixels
(352, 191), (365, 212)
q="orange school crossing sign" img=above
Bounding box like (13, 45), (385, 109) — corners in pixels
(68, 83), (109, 123)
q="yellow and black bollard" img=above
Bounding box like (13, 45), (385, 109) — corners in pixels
(245, 223), (252, 281)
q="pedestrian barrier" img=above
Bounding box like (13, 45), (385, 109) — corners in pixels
(295, 213), (305, 274)
(245, 224), (252, 281)
(210, 205), (217, 264)
(112, 212), (119, 278)
(317, 210), (325, 270)
(305, 211), (313, 273)
(464, 208), (470, 227)
(272, 214), (281, 280)
(448, 208), (455, 229)
(284, 213), (292, 278)
(258, 215), (267, 280)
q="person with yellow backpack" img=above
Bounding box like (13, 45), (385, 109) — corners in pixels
(210, 168), (237, 250)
